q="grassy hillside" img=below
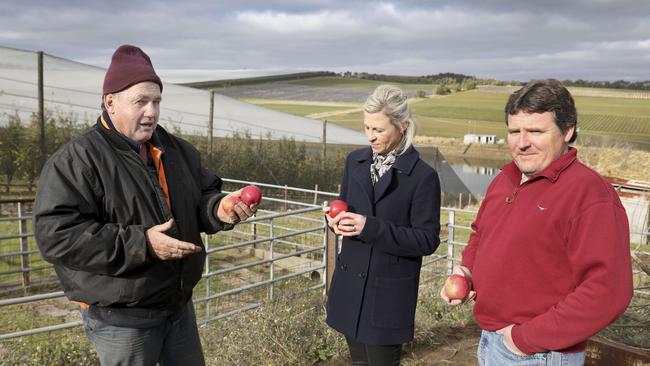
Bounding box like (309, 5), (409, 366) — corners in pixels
(243, 77), (650, 150)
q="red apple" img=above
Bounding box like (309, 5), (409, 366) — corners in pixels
(221, 195), (241, 214)
(328, 199), (349, 218)
(241, 185), (262, 206)
(444, 274), (469, 300)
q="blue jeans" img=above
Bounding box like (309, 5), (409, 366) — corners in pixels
(80, 301), (205, 366)
(477, 330), (585, 366)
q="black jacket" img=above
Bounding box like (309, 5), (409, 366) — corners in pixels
(326, 146), (441, 345)
(34, 121), (229, 313)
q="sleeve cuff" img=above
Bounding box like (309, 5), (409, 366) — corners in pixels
(357, 215), (378, 243)
(202, 194), (235, 233)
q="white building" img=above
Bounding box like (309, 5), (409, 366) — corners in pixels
(464, 134), (497, 144)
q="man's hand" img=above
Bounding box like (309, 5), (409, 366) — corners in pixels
(216, 189), (257, 224)
(440, 265), (477, 305)
(146, 219), (202, 260)
(497, 325), (527, 356)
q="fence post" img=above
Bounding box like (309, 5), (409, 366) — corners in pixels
(37, 51), (45, 171)
(313, 184), (319, 205)
(18, 202), (30, 287)
(322, 120), (327, 174)
(283, 185), (288, 211)
(325, 221), (338, 294)
(203, 233), (210, 322)
(447, 209), (455, 275)
(269, 218), (275, 300)
(207, 90), (214, 159)
(251, 220), (257, 248)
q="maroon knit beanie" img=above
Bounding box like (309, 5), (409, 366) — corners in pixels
(103, 44), (163, 95)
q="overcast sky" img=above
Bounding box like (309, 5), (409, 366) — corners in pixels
(2, 0), (649, 82)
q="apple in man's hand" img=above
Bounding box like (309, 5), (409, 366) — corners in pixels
(241, 185), (262, 206)
(328, 200), (349, 218)
(221, 195), (241, 214)
(444, 274), (469, 301)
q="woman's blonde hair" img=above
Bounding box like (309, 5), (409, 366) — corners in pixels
(363, 84), (416, 155)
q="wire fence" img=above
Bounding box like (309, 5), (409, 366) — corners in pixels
(0, 179), (648, 342)
(0, 46), (366, 146)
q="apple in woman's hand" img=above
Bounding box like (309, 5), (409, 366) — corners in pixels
(328, 200), (349, 218)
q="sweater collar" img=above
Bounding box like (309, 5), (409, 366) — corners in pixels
(502, 147), (578, 185)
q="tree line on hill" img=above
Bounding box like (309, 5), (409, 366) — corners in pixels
(340, 71), (519, 87)
(341, 72), (650, 91)
(183, 68), (650, 92)
(561, 79), (650, 91)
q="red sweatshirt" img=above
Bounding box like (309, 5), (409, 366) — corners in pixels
(461, 148), (633, 354)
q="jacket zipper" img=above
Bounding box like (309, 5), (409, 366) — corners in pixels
(136, 151), (185, 292)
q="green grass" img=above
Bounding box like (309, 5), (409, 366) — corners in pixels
(238, 77), (650, 148)
(320, 90), (650, 148)
(326, 109), (507, 139)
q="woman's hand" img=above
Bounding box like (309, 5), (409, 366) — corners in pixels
(337, 212), (366, 237)
(323, 206), (366, 236)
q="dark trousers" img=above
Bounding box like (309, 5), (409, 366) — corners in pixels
(346, 336), (402, 366)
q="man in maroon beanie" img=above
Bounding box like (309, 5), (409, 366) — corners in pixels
(34, 44), (257, 365)
(440, 79), (633, 366)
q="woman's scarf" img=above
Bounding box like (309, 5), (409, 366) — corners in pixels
(370, 150), (397, 185)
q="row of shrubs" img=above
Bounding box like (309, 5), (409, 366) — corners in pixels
(0, 110), (351, 196)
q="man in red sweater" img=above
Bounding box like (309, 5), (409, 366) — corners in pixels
(441, 79), (633, 365)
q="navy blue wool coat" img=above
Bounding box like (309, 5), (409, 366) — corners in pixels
(326, 145), (441, 345)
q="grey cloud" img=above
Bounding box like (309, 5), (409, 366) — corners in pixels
(1, 1), (648, 80)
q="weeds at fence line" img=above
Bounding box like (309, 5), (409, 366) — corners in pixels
(1, 328), (98, 366)
(200, 280), (346, 366)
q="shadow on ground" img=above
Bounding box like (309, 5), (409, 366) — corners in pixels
(319, 323), (482, 366)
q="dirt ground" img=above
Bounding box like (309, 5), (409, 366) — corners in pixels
(320, 323), (482, 366)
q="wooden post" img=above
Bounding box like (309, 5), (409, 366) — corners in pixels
(18, 202), (30, 287)
(458, 193), (462, 208)
(322, 120), (327, 173)
(37, 51), (45, 170)
(325, 223), (338, 294)
(207, 90), (214, 159)
(313, 184), (319, 205)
